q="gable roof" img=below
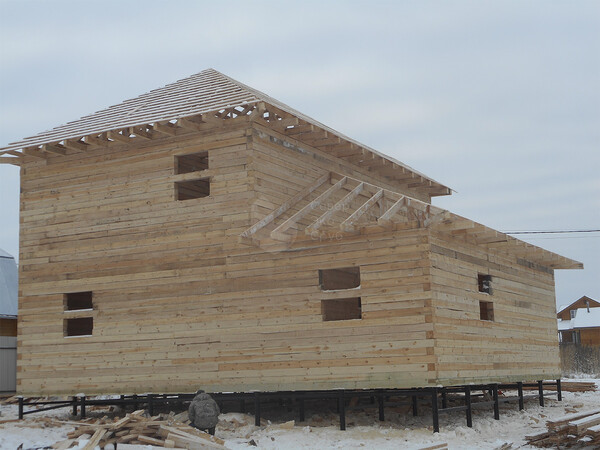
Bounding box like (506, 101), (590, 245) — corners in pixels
(0, 69), (451, 197)
(0, 249), (18, 317)
(557, 296), (600, 314)
(558, 307), (600, 330)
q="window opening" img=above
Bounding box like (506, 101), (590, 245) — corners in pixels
(176, 178), (210, 200)
(64, 317), (93, 337)
(176, 152), (208, 174)
(479, 301), (494, 321)
(478, 274), (492, 294)
(322, 298), (362, 321)
(65, 291), (93, 311)
(319, 267), (360, 291)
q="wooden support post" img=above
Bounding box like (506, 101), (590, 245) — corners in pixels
(18, 396), (23, 420)
(254, 393), (261, 427)
(538, 380), (544, 407)
(338, 391), (346, 431)
(377, 394), (385, 422)
(431, 388), (439, 433)
(412, 395), (418, 416)
(299, 396), (305, 422)
(517, 382), (524, 410)
(557, 379), (562, 401)
(80, 396), (86, 419)
(492, 385), (499, 420)
(148, 393), (154, 416)
(465, 386), (472, 428)
(72, 397), (78, 416)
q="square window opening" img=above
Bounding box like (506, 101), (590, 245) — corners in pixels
(65, 291), (93, 311)
(478, 274), (492, 294)
(64, 317), (93, 337)
(319, 267), (360, 290)
(176, 152), (208, 174)
(176, 178), (210, 200)
(479, 301), (494, 321)
(322, 297), (362, 321)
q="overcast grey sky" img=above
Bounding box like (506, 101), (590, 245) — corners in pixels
(0, 0), (598, 308)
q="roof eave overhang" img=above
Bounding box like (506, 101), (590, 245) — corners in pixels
(0, 100), (452, 197)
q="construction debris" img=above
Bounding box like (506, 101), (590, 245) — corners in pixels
(525, 409), (600, 447)
(50, 410), (228, 449)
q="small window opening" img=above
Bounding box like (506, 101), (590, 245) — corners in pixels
(319, 267), (360, 290)
(65, 291), (93, 311)
(64, 317), (93, 336)
(479, 301), (494, 321)
(176, 178), (210, 200)
(570, 310), (576, 319)
(322, 297), (362, 321)
(478, 274), (492, 294)
(176, 152), (208, 174)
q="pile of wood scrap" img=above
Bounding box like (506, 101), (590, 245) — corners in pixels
(525, 409), (600, 447)
(51, 410), (228, 449)
(522, 381), (597, 392)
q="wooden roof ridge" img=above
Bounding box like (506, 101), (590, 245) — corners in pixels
(240, 171), (583, 270)
(0, 69), (451, 196)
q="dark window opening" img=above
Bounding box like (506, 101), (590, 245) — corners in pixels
(176, 152), (208, 174)
(322, 297), (362, 321)
(176, 178), (210, 200)
(65, 291), (93, 311)
(64, 317), (93, 336)
(478, 274), (492, 294)
(319, 267), (360, 290)
(479, 301), (494, 321)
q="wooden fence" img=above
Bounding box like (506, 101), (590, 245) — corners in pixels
(560, 343), (600, 377)
(0, 335), (17, 392)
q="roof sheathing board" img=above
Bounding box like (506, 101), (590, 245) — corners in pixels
(0, 69), (451, 196)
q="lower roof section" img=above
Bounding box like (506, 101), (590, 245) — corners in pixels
(241, 171), (583, 271)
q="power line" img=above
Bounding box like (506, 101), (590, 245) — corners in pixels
(503, 229), (600, 235)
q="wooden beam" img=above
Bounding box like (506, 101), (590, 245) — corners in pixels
(131, 126), (153, 140)
(153, 122), (178, 136)
(306, 182), (364, 234)
(177, 117), (204, 132)
(241, 172), (331, 238)
(0, 157), (20, 165)
(63, 139), (88, 152)
(340, 189), (384, 232)
(41, 144), (67, 155)
(107, 131), (131, 143)
(377, 196), (406, 227)
(200, 113), (223, 126)
(22, 147), (47, 159)
(270, 177), (348, 241)
(83, 134), (110, 147)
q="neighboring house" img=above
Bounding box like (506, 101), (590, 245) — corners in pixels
(558, 296), (600, 345)
(0, 248), (18, 392)
(0, 69), (583, 396)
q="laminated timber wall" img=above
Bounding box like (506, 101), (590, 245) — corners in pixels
(17, 122), (253, 395)
(16, 119), (435, 395)
(429, 231), (560, 386)
(16, 116), (563, 396)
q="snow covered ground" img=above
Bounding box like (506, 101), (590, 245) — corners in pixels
(1, 378), (599, 450)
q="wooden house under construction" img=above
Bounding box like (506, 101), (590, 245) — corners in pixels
(0, 69), (583, 396)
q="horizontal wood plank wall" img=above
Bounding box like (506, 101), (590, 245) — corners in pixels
(17, 120), (436, 395)
(429, 231), (560, 386)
